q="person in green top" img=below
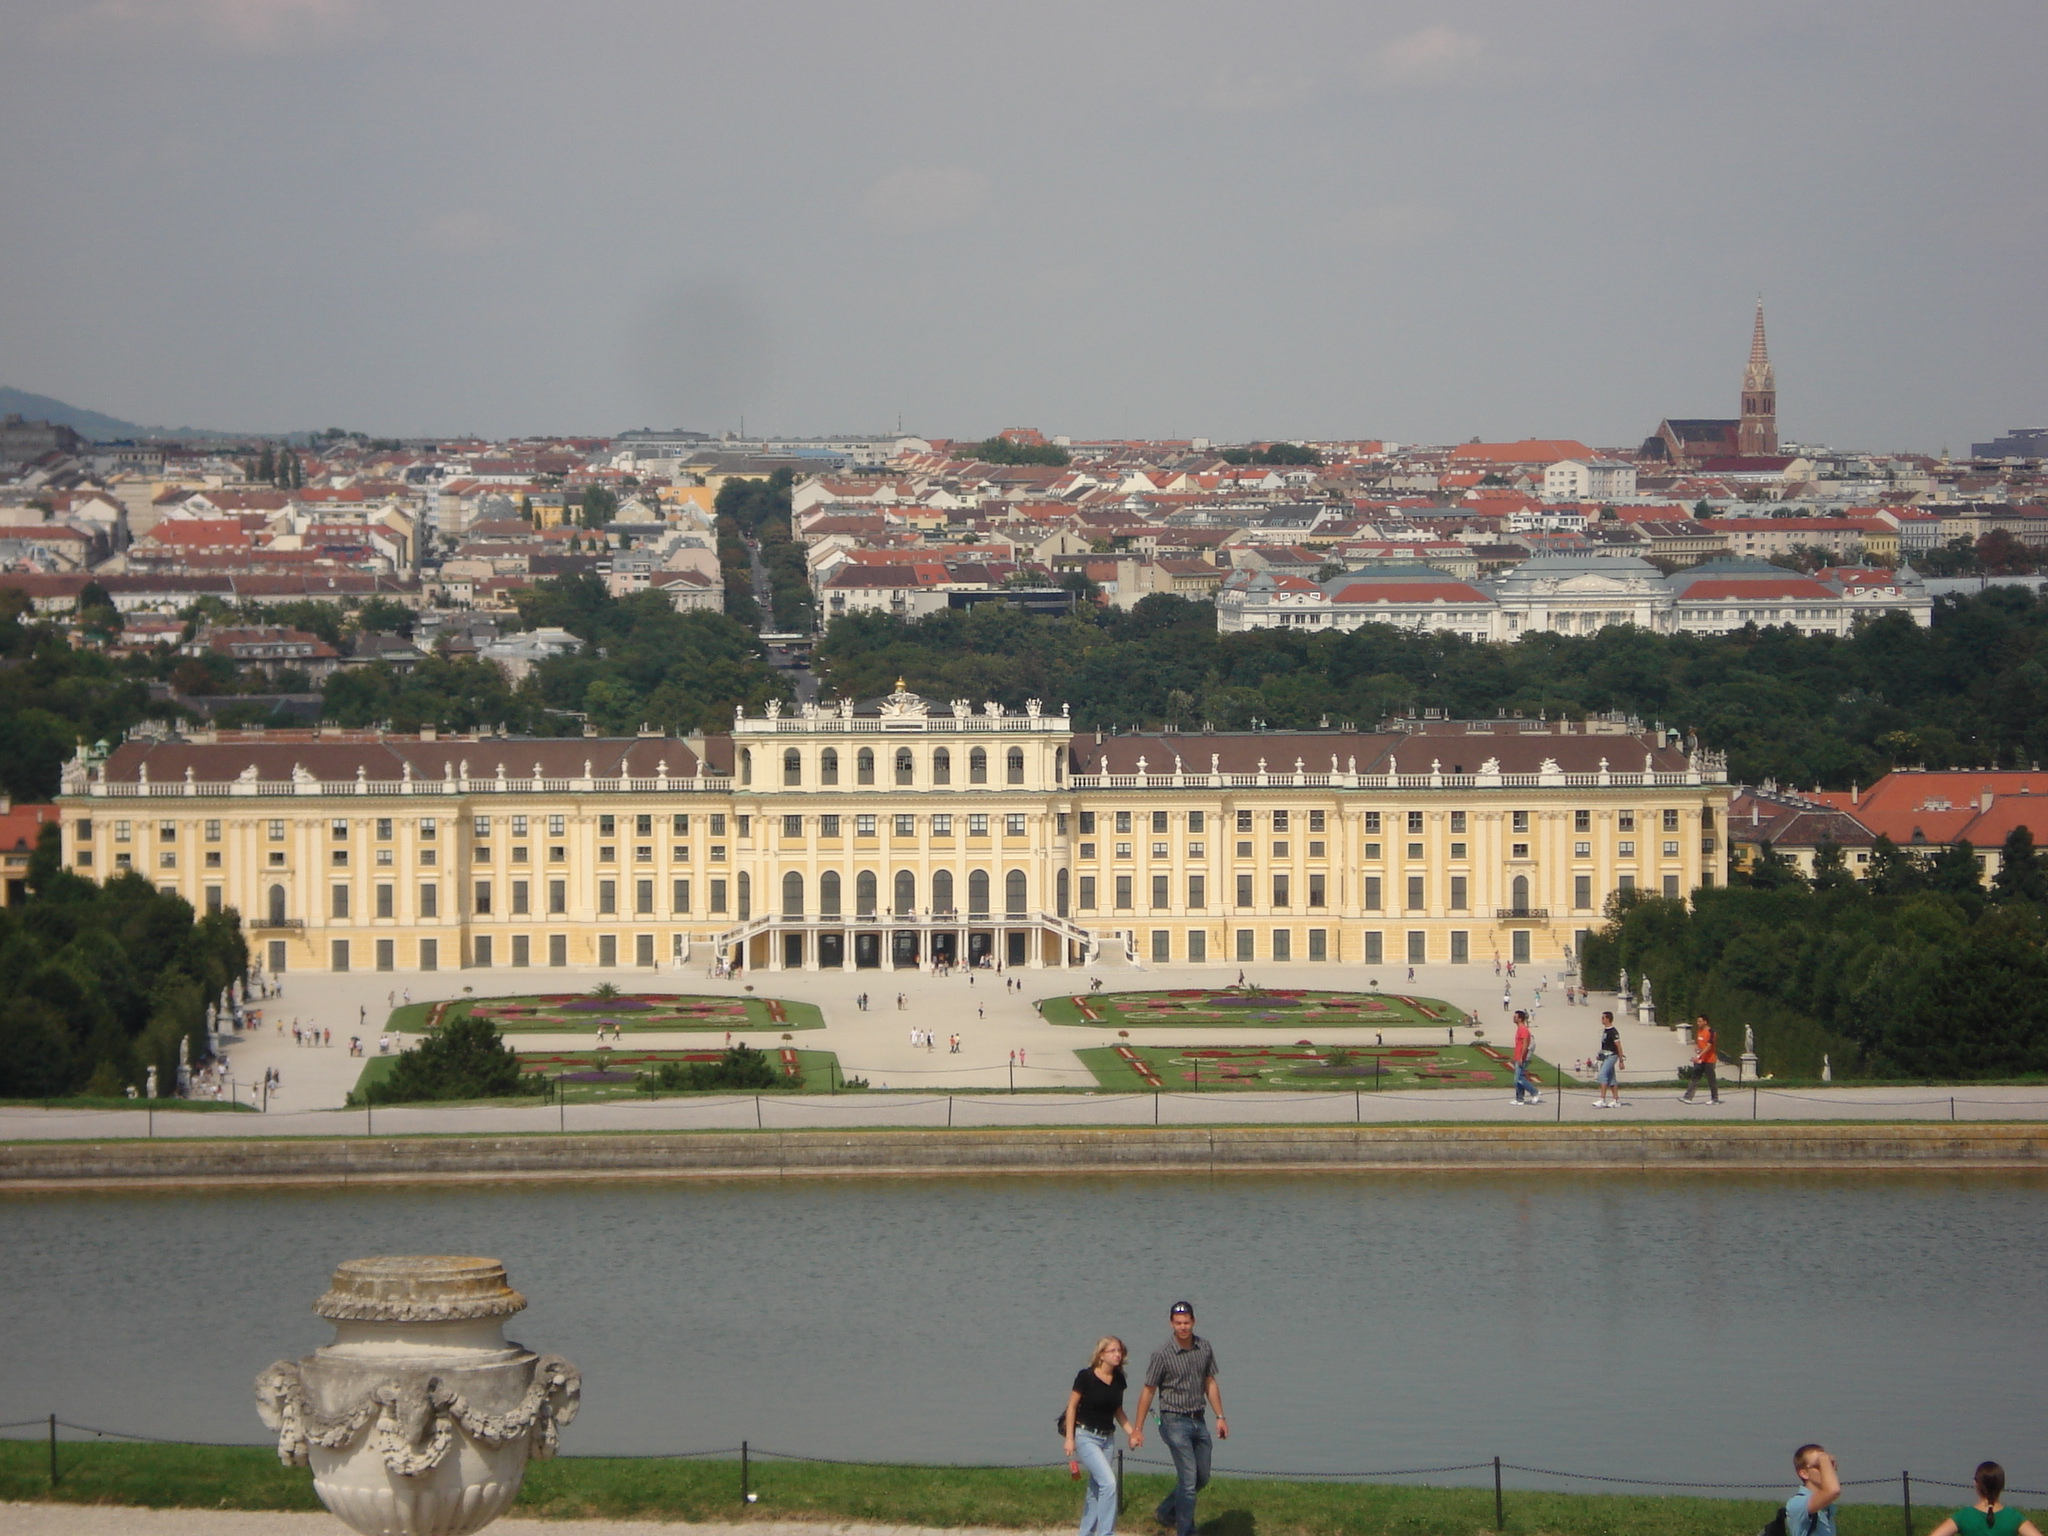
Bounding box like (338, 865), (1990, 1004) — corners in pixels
(1927, 1463), (2045, 1536)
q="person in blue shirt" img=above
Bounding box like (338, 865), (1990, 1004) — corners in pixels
(1787, 1445), (1842, 1536)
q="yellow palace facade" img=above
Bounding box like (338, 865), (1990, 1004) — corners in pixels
(58, 687), (1729, 977)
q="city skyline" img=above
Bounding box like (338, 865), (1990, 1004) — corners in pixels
(2, 1), (2043, 451)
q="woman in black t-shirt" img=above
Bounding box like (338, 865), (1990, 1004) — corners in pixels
(1063, 1336), (1137, 1536)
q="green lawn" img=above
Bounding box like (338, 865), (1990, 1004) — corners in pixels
(1042, 987), (1471, 1030)
(0, 1096), (255, 1112)
(350, 1044), (842, 1104)
(1078, 1041), (1576, 1092)
(389, 992), (823, 1035)
(0, 1440), (1947, 1536)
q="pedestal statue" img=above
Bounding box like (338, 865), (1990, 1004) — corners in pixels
(257, 1256), (581, 1536)
(1741, 1023), (1760, 1083)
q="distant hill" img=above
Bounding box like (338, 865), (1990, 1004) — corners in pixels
(0, 386), (222, 441)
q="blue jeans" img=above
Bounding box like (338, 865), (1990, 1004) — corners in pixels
(1075, 1427), (1118, 1536)
(1513, 1059), (1536, 1100)
(1154, 1412), (1212, 1536)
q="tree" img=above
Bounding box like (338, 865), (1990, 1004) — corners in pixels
(972, 435), (1070, 467)
(1745, 840), (1807, 891)
(642, 1043), (791, 1091)
(1993, 825), (2048, 905)
(1811, 839), (1855, 892)
(1865, 835), (1928, 896)
(368, 1014), (535, 1102)
(578, 485), (619, 529)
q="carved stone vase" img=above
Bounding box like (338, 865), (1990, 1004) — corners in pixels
(256, 1256), (580, 1536)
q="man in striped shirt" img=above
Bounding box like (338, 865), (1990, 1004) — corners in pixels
(1132, 1302), (1228, 1536)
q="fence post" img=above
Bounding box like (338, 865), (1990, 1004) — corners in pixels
(1903, 1470), (1913, 1536)
(49, 1412), (58, 1488)
(947, 1096), (954, 1128)
(741, 1440), (750, 1505)
(1753, 1085), (1758, 1121)
(1116, 1448), (1125, 1515)
(1494, 1455), (1504, 1531)
(755, 1095), (763, 1130)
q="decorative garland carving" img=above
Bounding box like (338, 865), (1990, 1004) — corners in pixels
(255, 1354), (581, 1476)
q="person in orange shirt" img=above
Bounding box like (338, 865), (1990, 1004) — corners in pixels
(1680, 1013), (1721, 1105)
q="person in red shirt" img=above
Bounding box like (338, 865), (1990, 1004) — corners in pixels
(1680, 1013), (1721, 1105)
(1511, 1009), (1540, 1105)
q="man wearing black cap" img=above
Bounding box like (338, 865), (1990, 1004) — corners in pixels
(1132, 1301), (1227, 1536)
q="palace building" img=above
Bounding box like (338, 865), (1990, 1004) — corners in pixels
(57, 691), (1729, 977)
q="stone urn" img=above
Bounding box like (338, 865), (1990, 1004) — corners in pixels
(256, 1256), (580, 1536)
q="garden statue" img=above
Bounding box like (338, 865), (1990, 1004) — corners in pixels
(145, 1065), (158, 1099)
(257, 1256), (580, 1536)
(1822, 1055), (1832, 1083)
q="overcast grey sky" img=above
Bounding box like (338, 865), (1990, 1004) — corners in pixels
(3, 1), (2042, 452)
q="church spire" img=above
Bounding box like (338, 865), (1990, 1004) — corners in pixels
(1738, 298), (1777, 455)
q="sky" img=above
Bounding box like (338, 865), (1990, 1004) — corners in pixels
(2, 0), (2043, 453)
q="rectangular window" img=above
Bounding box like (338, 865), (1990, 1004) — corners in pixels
(1308, 928), (1327, 960)
(1115, 811), (1132, 834)
(1151, 930), (1171, 963)
(1005, 813), (1027, 836)
(1188, 874), (1206, 909)
(1114, 875), (1133, 909)
(1406, 875), (1425, 910)
(513, 846), (529, 863)
(1407, 842), (1423, 860)
(332, 819), (349, 841)
(636, 933), (655, 968)
(202, 819), (220, 842)
(1407, 810), (1425, 833)
(1407, 930), (1426, 964)
(1365, 842), (1381, 860)
(115, 820), (131, 843)
(1189, 929), (1207, 962)
(331, 940), (350, 972)
(1056, 813), (1069, 836)
(857, 815), (878, 837)
(598, 935), (617, 967)
(376, 883), (394, 918)
(419, 847), (437, 867)
(512, 934), (530, 967)
(1152, 810), (1168, 833)
(1364, 931), (1383, 964)
(1236, 810), (1253, 832)
(1619, 812), (1636, 832)
(419, 884), (438, 919)
(512, 815), (529, 836)
(1365, 875), (1383, 910)
(1450, 875), (1468, 911)
(636, 879), (654, 915)
(476, 845), (492, 864)
(1663, 841), (1680, 857)
(511, 879), (529, 915)
(331, 884), (350, 919)
(895, 814), (916, 836)
(710, 878), (728, 913)
(1363, 812), (1381, 834)
(1619, 839), (1636, 856)
(1152, 874), (1169, 909)
(671, 814), (688, 835)
(475, 935), (493, 968)
(1273, 810), (1290, 831)
(420, 939), (438, 972)
(550, 814), (566, 836)
(1450, 930), (1469, 964)
(598, 845), (615, 863)
(1080, 843), (1097, 859)
(968, 814), (988, 836)
(1079, 875), (1098, 910)
(1575, 809), (1591, 832)
(634, 814), (652, 837)
(204, 886), (222, 914)
(784, 815), (803, 838)
(1236, 873), (1253, 908)
(1308, 840), (1325, 858)
(548, 879), (566, 915)
(1619, 874), (1637, 892)
(673, 879), (691, 913)
(1451, 842), (1466, 859)
(1308, 810), (1325, 832)
(375, 938), (394, 972)
(1236, 928), (1255, 961)
(1272, 929), (1292, 961)
(1512, 843), (1530, 859)
(1079, 811), (1096, 834)
(599, 815), (615, 836)
(1273, 873), (1290, 908)
(1663, 875), (1681, 899)
(1575, 875), (1593, 909)
(1188, 811), (1205, 833)
(1512, 929), (1531, 964)
(1575, 841), (1591, 857)
(1273, 840), (1289, 858)
(933, 814), (952, 836)
(375, 818), (392, 840)
(1308, 873), (1326, 907)
(1664, 809), (1681, 831)
(549, 934), (568, 967)
(474, 881), (492, 915)
(420, 818), (437, 841)
(1450, 810), (1466, 834)
(159, 851), (176, 869)
(1513, 810), (1530, 833)
(598, 879), (617, 915)
(820, 814), (841, 838)
(710, 814), (726, 835)
(476, 815), (492, 838)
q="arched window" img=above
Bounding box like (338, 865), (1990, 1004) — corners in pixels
(783, 748), (801, 787)
(933, 748), (951, 785)
(269, 884), (287, 924)
(893, 869), (916, 916)
(1053, 745), (1064, 783)
(821, 748), (839, 785)
(737, 872), (752, 920)
(968, 869), (990, 918)
(1056, 868), (1070, 917)
(1006, 746), (1025, 785)
(895, 747), (915, 786)
(740, 748), (753, 786)
(857, 748), (875, 785)
(932, 869), (954, 914)
(1005, 868), (1028, 917)
(969, 747), (988, 784)
(820, 870), (842, 918)
(1511, 874), (1530, 915)
(781, 871), (804, 917)
(856, 870), (877, 916)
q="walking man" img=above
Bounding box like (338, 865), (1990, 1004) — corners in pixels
(1680, 1013), (1721, 1105)
(1133, 1302), (1227, 1536)
(1511, 1009), (1541, 1105)
(1595, 1010), (1625, 1108)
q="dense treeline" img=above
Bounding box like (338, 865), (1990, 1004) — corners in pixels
(0, 590), (157, 801)
(1584, 828), (2048, 1080)
(0, 827), (249, 1098)
(714, 470), (811, 630)
(816, 586), (2048, 789)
